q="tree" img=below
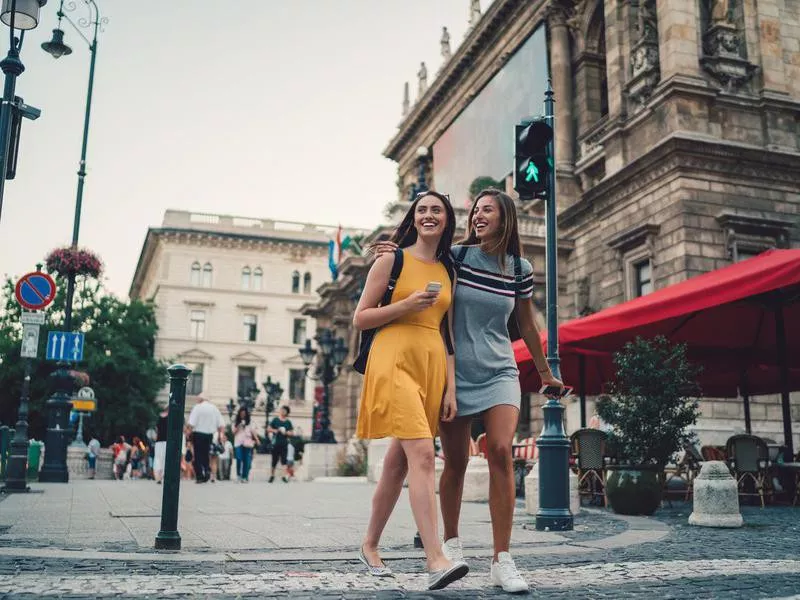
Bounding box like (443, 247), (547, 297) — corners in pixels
(597, 336), (702, 468)
(0, 275), (168, 445)
(469, 176), (505, 200)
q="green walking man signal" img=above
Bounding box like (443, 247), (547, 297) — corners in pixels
(513, 118), (553, 199)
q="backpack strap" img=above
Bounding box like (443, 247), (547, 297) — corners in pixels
(513, 255), (523, 299)
(441, 258), (456, 356)
(453, 245), (469, 273)
(380, 248), (404, 306)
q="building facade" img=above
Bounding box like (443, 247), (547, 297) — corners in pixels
(129, 209), (366, 437)
(307, 0), (800, 446)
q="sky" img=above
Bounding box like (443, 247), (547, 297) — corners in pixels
(0, 0), (477, 297)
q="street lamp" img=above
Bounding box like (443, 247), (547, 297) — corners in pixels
(225, 398), (236, 422)
(38, 0), (106, 484)
(299, 329), (348, 443)
(407, 145), (429, 200)
(0, 0), (47, 222)
(262, 376), (283, 419)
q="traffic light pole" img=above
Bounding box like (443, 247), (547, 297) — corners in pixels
(535, 80), (573, 531)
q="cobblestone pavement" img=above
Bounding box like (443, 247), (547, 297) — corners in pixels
(1, 482), (799, 598)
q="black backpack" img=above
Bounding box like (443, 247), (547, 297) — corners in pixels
(353, 249), (455, 374)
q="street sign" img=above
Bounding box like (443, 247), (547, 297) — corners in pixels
(46, 331), (85, 362)
(14, 271), (56, 311)
(20, 324), (40, 358)
(72, 387), (97, 412)
(20, 311), (46, 325)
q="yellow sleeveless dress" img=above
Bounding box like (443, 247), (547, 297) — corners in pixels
(356, 250), (452, 440)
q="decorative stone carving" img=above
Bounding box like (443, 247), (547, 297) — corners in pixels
(440, 26), (451, 61)
(468, 0), (481, 29)
(417, 61), (428, 97)
(627, 0), (660, 107)
(700, 0), (756, 90)
(401, 81), (410, 117)
(688, 461), (743, 528)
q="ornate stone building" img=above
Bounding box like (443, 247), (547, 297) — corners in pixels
(307, 0), (800, 446)
(129, 209), (366, 436)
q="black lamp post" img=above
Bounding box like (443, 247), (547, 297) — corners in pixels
(407, 145), (429, 200)
(0, 0), (47, 223)
(262, 376), (283, 421)
(38, 0), (105, 484)
(299, 328), (348, 444)
(225, 398), (236, 422)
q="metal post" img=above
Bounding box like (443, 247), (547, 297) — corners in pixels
(38, 368), (74, 482)
(317, 359), (336, 444)
(535, 79), (573, 531)
(155, 364), (191, 550)
(775, 304), (794, 462)
(70, 412), (86, 448)
(42, 5), (101, 478)
(579, 354), (587, 428)
(740, 371), (751, 435)
(2, 359), (32, 493)
(0, 30), (24, 223)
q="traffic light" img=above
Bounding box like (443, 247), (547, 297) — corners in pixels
(513, 118), (553, 199)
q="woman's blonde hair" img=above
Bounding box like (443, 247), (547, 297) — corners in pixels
(460, 188), (523, 268)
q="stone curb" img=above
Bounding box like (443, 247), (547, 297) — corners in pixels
(0, 508), (671, 563)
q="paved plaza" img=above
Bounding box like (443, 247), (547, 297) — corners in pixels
(1, 479), (799, 598)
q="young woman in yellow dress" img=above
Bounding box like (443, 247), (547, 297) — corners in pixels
(353, 190), (468, 591)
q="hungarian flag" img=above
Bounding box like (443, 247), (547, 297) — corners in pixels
(328, 226), (363, 281)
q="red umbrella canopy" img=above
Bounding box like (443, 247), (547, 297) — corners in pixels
(514, 249), (800, 396)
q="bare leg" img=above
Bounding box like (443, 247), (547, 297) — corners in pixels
(400, 438), (449, 571)
(438, 416), (472, 542)
(362, 439), (407, 566)
(483, 405), (519, 561)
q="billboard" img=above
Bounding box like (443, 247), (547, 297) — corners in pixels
(432, 24), (550, 208)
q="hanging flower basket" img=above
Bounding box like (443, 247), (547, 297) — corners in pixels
(45, 247), (103, 279)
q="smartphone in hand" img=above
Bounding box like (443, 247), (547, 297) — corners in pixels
(539, 384), (573, 399)
(425, 281), (442, 294)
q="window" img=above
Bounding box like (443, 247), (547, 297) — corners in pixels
(202, 263), (213, 287)
(253, 267), (263, 290)
(190, 262), (201, 286)
(633, 260), (653, 297)
(303, 272), (312, 294)
(292, 318), (307, 345)
(237, 366), (257, 401)
(189, 310), (206, 340)
(289, 369), (306, 401)
(243, 314), (257, 342)
(187, 363), (204, 395)
(241, 266), (251, 290)
(291, 271), (300, 294)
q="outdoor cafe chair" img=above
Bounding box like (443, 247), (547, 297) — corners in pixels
(664, 443), (703, 501)
(570, 428), (608, 506)
(726, 434), (772, 508)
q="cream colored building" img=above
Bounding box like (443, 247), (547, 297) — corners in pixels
(129, 209), (366, 436)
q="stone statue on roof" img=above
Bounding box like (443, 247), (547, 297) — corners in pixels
(441, 26), (451, 61)
(418, 62), (428, 97)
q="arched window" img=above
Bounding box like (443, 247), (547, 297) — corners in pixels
(241, 266), (251, 290)
(303, 272), (312, 294)
(291, 271), (300, 294)
(253, 267), (263, 290)
(202, 263), (213, 288)
(190, 262), (201, 286)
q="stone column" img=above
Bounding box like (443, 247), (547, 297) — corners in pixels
(548, 4), (579, 205)
(743, 0), (787, 94)
(656, 0), (703, 80)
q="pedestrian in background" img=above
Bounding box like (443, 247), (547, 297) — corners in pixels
(86, 435), (100, 480)
(353, 191), (467, 590)
(153, 409), (168, 484)
(218, 431), (233, 480)
(267, 406), (294, 483)
(186, 396), (225, 483)
(232, 407), (258, 483)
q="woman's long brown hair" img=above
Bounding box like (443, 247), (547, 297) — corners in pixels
(460, 188), (523, 269)
(390, 190), (456, 266)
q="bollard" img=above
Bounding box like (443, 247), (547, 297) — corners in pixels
(154, 364), (191, 550)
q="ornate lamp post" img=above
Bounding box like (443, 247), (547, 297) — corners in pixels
(299, 328), (348, 443)
(0, 0), (47, 222)
(225, 398), (236, 423)
(262, 376), (283, 421)
(38, 0), (106, 483)
(407, 145), (429, 200)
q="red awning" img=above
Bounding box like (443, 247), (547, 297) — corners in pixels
(515, 249), (800, 396)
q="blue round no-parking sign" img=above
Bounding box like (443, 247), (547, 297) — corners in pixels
(14, 271), (57, 311)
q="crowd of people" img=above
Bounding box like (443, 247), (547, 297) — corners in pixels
(86, 401), (297, 484)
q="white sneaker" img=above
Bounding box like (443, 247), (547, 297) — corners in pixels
(490, 552), (529, 593)
(441, 537), (464, 562)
